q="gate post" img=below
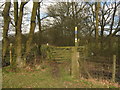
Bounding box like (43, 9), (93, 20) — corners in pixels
(112, 55), (116, 82)
(71, 27), (80, 78)
(75, 27), (78, 47)
(71, 47), (80, 78)
(10, 43), (12, 65)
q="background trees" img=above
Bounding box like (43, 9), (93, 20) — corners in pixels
(1, 1), (120, 67)
(46, 2), (92, 45)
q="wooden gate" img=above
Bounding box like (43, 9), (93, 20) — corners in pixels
(41, 45), (87, 62)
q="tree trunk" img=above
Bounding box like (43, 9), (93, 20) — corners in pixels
(25, 2), (39, 60)
(109, 2), (117, 35)
(2, 1), (11, 62)
(37, 3), (42, 55)
(37, 3), (41, 32)
(14, 0), (18, 35)
(95, 2), (100, 52)
(95, 2), (100, 40)
(15, 2), (27, 67)
(100, 14), (105, 53)
(100, 25), (104, 53)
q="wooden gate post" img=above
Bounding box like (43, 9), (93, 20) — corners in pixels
(9, 43), (13, 65)
(71, 27), (80, 78)
(112, 55), (116, 82)
(71, 47), (80, 78)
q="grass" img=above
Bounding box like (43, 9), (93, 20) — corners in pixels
(2, 62), (120, 88)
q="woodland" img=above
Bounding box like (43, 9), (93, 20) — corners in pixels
(1, 0), (120, 88)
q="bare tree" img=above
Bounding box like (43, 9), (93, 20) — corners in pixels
(15, 1), (29, 67)
(95, 2), (100, 40)
(2, 1), (11, 62)
(14, 0), (18, 35)
(25, 1), (39, 59)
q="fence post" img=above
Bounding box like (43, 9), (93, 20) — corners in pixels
(112, 55), (116, 82)
(9, 43), (12, 65)
(71, 47), (80, 78)
(71, 27), (80, 78)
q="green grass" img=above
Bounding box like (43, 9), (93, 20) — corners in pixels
(2, 64), (120, 88)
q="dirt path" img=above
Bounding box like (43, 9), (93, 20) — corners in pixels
(49, 61), (60, 78)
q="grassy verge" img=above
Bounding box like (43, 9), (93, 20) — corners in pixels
(2, 63), (120, 88)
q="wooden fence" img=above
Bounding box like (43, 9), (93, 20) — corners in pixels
(41, 44), (119, 82)
(41, 45), (86, 62)
(41, 45), (87, 78)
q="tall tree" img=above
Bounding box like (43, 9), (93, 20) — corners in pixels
(110, 2), (120, 36)
(14, 0), (18, 35)
(2, 1), (11, 62)
(37, 2), (41, 32)
(15, 1), (29, 67)
(109, 2), (117, 35)
(95, 2), (100, 39)
(36, 2), (42, 56)
(25, 1), (39, 59)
